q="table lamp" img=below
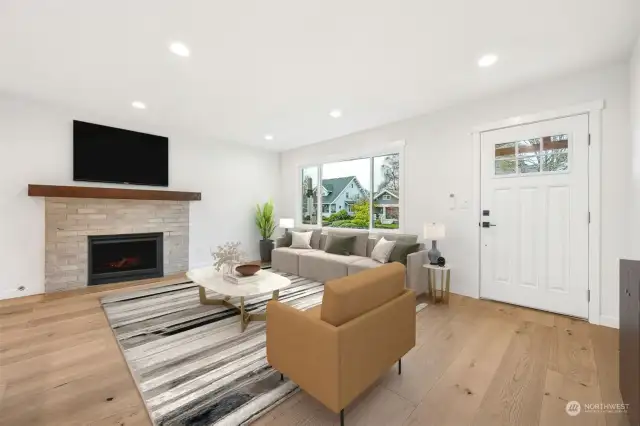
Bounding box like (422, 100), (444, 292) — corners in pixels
(423, 222), (445, 265)
(279, 218), (294, 234)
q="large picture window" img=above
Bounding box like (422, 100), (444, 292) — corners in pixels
(299, 152), (401, 230)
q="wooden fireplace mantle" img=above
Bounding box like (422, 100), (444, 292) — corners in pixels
(28, 184), (202, 201)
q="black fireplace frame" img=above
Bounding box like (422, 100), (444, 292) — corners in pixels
(87, 232), (164, 285)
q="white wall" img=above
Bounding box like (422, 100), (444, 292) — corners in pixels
(280, 63), (630, 327)
(0, 95), (280, 300)
(630, 38), (640, 259)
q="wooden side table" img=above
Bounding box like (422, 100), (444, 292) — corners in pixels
(423, 264), (451, 304)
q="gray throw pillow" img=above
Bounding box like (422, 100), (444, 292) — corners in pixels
(325, 235), (357, 256)
(279, 232), (292, 247)
(388, 243), (420, 265)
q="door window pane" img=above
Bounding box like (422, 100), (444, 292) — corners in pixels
(322, 158), (371, 228)
(517, 138), (541, 173)
(495, 142), (516, 158)
(495, 158), (516, 175)
(301, 166), (318, 225)
(542, 134), (569, 171)
(518, 155), (541, 173)
(495, 142), (516, 176)
(373, 154), (400, 229)
(517, 138), (541, 155)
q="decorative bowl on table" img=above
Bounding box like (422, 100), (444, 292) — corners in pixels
(235, 264), (261, 277)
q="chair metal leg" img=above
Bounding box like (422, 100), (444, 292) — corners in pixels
(280, 373), (284, 381)
(398, 358), (402, 375)
(340, 409), (344, 426)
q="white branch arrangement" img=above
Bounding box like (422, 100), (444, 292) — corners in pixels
(211, 242), (246, 272)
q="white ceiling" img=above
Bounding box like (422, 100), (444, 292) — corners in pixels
(0, 0), (638, 151)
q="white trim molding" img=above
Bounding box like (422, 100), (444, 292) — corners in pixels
(472, 100), (605, 326)
(472, 100), (605, 133)
(599, 315), (619, 329)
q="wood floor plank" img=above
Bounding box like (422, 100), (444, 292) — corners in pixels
(381, 302), (485, 404)
(539, 369), (605, 426)
(403, 316), (517, 426)
(340, 385), (416, 426)
(471, 321), (553, 426)
(549, 316), (598, 387)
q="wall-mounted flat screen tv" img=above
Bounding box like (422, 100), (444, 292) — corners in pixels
(73, 120), (169, 187)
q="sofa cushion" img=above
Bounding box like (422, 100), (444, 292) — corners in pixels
(310, 229), (323, 249)
(327, 229), (369, 257)
(300, 251), (363, 264)
(347, 257), (386, 275)
(319, 233), (328, 250)
(321, 263), (406, 327)
(276, 247), (319, 255)
(272, 247), (318, 275)
(375, 233), (418, 244)
(298, 251), (364, 283)
(325, 235), (357, 256)
(366, 238), (377, 257)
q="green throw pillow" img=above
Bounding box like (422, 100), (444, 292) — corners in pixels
(388, 242), (420, 265)
(325, 235), (356, 256)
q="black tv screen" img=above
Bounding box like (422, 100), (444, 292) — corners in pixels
(73, 121), (169, 187)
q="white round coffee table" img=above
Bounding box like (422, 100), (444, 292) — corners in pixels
(186, 266), (292, 332)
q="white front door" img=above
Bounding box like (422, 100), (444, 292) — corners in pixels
(480, 114), (589, 318)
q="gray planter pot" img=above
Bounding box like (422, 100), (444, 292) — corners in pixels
(259, 239), (274, 263)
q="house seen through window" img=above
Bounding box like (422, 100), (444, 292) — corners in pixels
(300, 153), (400, 230)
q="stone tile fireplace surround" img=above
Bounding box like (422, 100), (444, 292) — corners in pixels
(45, 198), (189, 292)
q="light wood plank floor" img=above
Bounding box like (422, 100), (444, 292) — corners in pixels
(0, 278), (629, 426)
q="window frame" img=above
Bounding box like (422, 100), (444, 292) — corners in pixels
(493, 133), (572, 179)
(296, 142), (405, 232)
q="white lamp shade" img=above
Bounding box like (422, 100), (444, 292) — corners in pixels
(279, 218), (294, 229)
(423, 223), (445, 240)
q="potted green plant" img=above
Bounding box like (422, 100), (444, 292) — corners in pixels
(255, 200), (276, 262)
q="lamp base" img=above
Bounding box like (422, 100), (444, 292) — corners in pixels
(428, 241), (441, 265)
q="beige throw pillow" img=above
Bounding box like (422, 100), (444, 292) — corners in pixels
(290, 231), (313, 249)
(371, 237), (396, 263)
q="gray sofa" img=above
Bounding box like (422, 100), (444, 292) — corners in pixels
(272, 228), (428, 295)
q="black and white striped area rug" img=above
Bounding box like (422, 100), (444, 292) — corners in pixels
(101, 272), (323, 426)
(101, 272), (427, 426)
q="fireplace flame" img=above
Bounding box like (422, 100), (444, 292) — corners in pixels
(107, 257), (142, 269)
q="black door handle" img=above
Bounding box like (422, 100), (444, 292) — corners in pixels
(482, 222), (497, 228)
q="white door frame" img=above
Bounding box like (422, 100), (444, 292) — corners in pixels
(471, 100), (604, 325)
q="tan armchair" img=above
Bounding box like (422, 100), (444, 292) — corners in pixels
(266, 263), (416, 425)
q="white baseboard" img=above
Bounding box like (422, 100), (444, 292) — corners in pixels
(599, 315), (619, 329)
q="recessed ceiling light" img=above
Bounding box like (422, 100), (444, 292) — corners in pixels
(264, 134), (274, 141)
(329, 109), (342, 118)
(169, 42), (190, 57)
(131, 101), (146, 109)
(478, 54), (498, 67)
